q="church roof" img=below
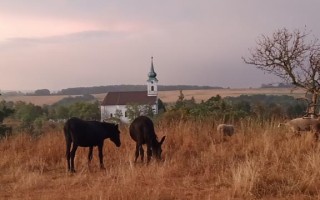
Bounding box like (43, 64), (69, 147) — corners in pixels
(101, 91), (157, 106)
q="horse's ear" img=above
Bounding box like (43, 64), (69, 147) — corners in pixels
(160, 136), (166, 145)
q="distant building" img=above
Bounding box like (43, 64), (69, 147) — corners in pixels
(100, 57), (159, 123)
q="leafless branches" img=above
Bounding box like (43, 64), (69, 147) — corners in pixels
(243, 28), (320, 91)
(243, 28), (320, 116)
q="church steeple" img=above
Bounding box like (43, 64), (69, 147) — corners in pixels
(148, 56), (158, 81)
(147, 56), (158, 96)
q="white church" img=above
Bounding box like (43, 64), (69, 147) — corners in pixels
(100, 57), (159, 123)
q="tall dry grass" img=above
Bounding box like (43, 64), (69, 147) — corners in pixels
(0, 119), (320, 199)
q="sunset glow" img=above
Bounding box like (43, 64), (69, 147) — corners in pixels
(0, 1), (319, 91)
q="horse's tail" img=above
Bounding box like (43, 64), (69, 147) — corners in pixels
(64, 120), (72, 143)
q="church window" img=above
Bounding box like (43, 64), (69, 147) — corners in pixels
(151, 86), (154, 91)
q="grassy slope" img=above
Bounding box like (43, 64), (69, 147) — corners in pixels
(1, 88), (305, 106)
(1, 119), (319, 199)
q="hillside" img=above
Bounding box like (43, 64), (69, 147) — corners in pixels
(1, 88), (305, 106)
(54, 85), (222, 95)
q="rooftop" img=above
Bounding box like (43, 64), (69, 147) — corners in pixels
(101, 91), (157, 106)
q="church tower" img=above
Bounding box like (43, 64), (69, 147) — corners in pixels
(147, 56), (158, 96)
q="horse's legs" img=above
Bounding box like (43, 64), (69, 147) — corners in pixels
(146, 144), (152, 163)
(98, 144), (105, 169)
(315, 131), (320, 141)
(70, 144), (78, 173)
(134, 144), (140, 162)
(139, 146), (144, 162)
(88, 146), (93, 167)
(65, 141), (71, 171)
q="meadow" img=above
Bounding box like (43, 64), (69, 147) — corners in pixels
(1, 118), (320, 200)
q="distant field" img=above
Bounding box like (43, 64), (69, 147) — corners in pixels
(157, 88), (305, 103)
(1, 88), (305, 106)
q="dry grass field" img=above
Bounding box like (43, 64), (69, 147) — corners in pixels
(1, 88), (305, 106)
(1, 119), (320, 199)
(157, 88), (305, 103)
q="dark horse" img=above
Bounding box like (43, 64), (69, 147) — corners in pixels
(129, 116), (165, 163)
(64, 117), (121, 172)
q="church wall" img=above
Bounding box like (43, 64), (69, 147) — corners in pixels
(101, 103), (158, 124)
(101, 105), (130, 123)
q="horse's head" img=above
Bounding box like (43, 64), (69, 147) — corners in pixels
(108, 123), (121, 147)
(152, 136), (166, 161)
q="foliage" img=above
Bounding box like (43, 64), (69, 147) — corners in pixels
(34, 89), (50, 96)
(50, 105), (70, 119)
(167, 92), (240, 122)
(106, 109), (123, 124)
(52, 94), (95, 107)
(0, 89), (310, 136)
(57, 85), (221, 95)
(114, 109), (123, 119)
(48, 95), (100, 121)
(0, 101), (14, 137)
(125, 104), (140, 122)
(14, 101), (44, 124)
(226, 94), (307, 119)
(67, 101), (100, 120)
(157, 99), (166, 114)
(13, 101), (46, 135)
(162, 91), (307, 124)
(125, 103), (154, 123)
(11, 99), (100, 135)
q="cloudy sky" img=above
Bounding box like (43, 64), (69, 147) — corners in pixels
(0, 0), (319, 91)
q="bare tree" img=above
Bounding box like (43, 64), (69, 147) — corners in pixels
(243, 28), (320, 117)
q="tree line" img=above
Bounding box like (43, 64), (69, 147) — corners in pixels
(21, 85), (222, 96)
(0, 95), (100, 137)
(159, 91), (307, 124)
(0, 92), (308, 138)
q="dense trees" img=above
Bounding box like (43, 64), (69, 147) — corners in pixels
(57, 85), (220, 95)
(34, 89), (50, 96)
(3, 97), (100, 135)
(161, 91), (307, 123)
(0, 101), (14, 137)
(0, 90), (309, 137)
(125, 104), (154, 123)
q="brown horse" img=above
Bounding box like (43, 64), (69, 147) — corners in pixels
(64, 117), (121, 172)
(129, 116), (165, 163)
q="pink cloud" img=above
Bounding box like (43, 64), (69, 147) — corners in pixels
(0, 13), (150, 42)
(0, 14), (101, 40)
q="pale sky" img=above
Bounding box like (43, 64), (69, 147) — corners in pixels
(0, 0), (319, 91)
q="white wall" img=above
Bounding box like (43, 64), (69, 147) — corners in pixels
(101, 105), (130, 123)
(101, 103), (158, 124)
(147, 80), (158, 96)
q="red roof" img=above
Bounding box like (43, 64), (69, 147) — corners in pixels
(101, 91), (157, 106)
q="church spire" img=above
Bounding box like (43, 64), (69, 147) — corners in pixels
(147, 56), (158, 96)
(148, 56), (158, 81)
